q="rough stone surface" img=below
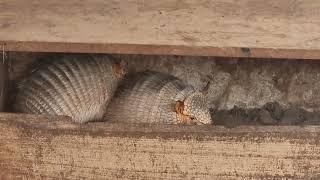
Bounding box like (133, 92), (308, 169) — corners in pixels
(119, 54), (320, 112)
(287, 65), (320, 111)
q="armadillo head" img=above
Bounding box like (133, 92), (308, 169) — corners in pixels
(113, 61), (127, 79)
(175, 91), (212, 125)
(108, 55), (127, 79)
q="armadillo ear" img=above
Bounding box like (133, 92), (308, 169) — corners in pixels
(120, 59), (128, 68)
(113, 62), (125, 78)
(200, 81), (210, 96)
(175, 100), (184, 114)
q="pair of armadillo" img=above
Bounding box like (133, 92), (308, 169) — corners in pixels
(14, 54), (212, 125)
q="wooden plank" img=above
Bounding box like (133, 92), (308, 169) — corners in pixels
(1, 113), (320, 179)
(1, 0), (320, 59)
(0, 48), (8, 111)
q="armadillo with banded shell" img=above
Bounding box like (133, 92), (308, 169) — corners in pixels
(104, 71), (212, 125)
(14, 54), (126, 123)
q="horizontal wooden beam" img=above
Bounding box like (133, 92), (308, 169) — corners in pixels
(3, 41), (320, 59)
(1, 113), (320, 179)
(1, 0), (320, 59)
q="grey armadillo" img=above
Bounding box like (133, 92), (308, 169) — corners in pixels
(14, 54), (126, 123)
(104, 71), (212, 125)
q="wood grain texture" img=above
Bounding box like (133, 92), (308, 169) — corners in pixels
(0, 51), (8, 111)
(1, 0), (320, 59)
(1, 113), (320, 179)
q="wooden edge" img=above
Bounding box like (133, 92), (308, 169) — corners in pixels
(1, 113), (320, 179)
(0, 50), (8, 111)
(0, 113), (320, 135)
(2, 41), (320, 60)
(1, 112), (320, 149)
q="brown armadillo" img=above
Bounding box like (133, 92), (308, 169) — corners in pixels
(14, 54), (126, 123)
(104, 71), (212, 125)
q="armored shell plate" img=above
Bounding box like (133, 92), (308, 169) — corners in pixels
(104, 71), (212, 124)
(14, 54), (122, 123)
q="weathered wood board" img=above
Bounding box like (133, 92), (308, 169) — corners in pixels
(1, 0), (320, 59)
(0, 113), (320, 179)
(0, 52), (8, 111)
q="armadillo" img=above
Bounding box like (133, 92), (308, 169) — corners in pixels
(14, 54), (126, 123)
(104, 71), (212, 125)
